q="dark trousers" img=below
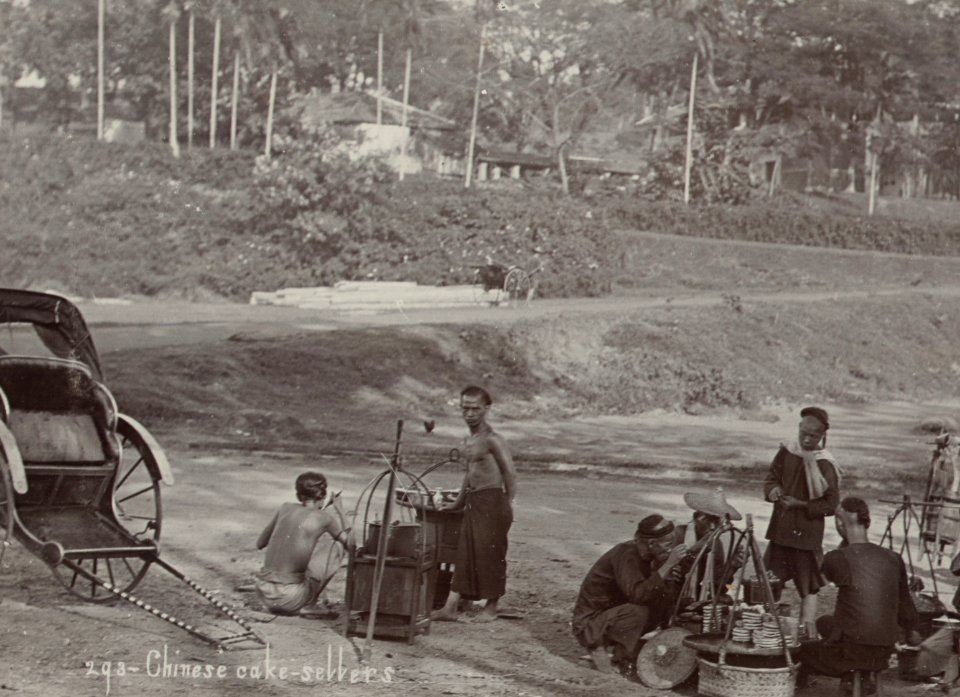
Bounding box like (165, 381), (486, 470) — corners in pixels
(573, 604), (661, 665)
(799, 616), (893, 677)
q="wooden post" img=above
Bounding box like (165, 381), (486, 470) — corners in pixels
(683, 52), (698, 205)
(169, 12), (180, 158)
(399, 48), (412, 181)
(868, 107), (881, 216)
(230, 51), (239, 150)
(768, 157), (781, 198)
(187, 4), (195, 149)
(363, 420), (404, 662)
(210, 15), (221, 148)
(464, 24), (485, 189)
(868, 150), (879, 216)
(97, 0), (105, 141)
(265, 68), (277, 159)
(376, 31), (383, 126)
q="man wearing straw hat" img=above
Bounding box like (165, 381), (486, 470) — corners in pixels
(571, 514), (689, 680)
(676, 487), (744, 602)
(763, 405), (840, 637)
(798, 497), (921, 694)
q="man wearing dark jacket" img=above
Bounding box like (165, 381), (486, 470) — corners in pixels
(572, 514), (688, 679)
(763, 405), (840, 636)
(799, 497), (921, 695)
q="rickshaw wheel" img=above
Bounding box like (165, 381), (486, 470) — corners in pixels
(0, 455), (14, 557)
(53, 554), (154, 604)
(503, 267), (532, 305)
(51, 420), (162, 603)
(113, 418), (163, 546)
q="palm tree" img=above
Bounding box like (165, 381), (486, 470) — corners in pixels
(163, 1), (181, 158)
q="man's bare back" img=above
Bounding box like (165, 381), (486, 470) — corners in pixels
(258, 502), (343, 576)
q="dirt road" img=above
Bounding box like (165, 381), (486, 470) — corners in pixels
(5, 234), (960, 696)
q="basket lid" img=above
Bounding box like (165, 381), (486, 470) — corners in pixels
(636, 627), (698, 689)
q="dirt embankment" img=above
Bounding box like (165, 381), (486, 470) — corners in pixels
(102, 291), (960, 476)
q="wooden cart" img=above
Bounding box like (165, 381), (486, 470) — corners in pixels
(0, 289), (263, 649)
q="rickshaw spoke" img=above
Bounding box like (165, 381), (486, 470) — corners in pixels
(91, 558), (99, 597)
(106, 559), (116, 588)
(117, 485), (154, 505)
(69, 561), (82, 588)
(122, 557), (137, 577)
(116, 456), (145, 490)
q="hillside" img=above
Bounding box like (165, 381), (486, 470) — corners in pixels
(4, 133), (960, 302)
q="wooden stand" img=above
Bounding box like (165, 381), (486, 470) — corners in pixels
(400, 503), (462, 609)
(343, 546), (435, 643)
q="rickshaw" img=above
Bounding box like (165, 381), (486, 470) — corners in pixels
(0, 288), (263, 649)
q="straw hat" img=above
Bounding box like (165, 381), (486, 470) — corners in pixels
(635, 627), (697, 689)
(683, 487), (742, 521)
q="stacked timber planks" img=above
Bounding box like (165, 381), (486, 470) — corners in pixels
(250, 281), (503, 312)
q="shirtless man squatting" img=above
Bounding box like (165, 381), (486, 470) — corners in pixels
(255, 471), (353, 617)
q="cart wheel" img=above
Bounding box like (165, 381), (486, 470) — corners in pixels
(52, 421), (163, 603)
(0, 454), (14, 559)
(53, 553), (156, 604)
(503, 267), (532, 306)
(113, 418), (163, 545)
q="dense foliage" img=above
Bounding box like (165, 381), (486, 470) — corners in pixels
(2, 133), (960, 301)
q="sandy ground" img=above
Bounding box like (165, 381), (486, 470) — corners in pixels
(5, 237), (960, 696)
(1, 439), (955, 697)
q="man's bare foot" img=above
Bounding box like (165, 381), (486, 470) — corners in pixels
(431, 609), (459, 622)
(588, 647), (615, 674)
(473, 611), (497, 623)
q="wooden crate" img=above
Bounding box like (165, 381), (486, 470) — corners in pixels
(343, 553), (435, 643)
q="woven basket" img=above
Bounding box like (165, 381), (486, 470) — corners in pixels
(697, 656), (797, 697)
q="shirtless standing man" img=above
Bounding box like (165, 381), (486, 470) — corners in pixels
(433, 385), (517, 623)
(255, 471), (353, 616)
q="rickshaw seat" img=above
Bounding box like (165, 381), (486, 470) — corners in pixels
(7, 411), (104, 463)
(0, 356), (115, 465)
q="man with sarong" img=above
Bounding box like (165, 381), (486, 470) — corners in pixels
(572, 514), (688, 679)
(432, 385), (517, 623)
(763, 405), (840, 637)
(798, 497), (921, 695)
(254, 472), (352, 617)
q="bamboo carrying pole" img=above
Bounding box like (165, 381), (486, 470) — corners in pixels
(362, 420), (404, 662)
(210, 15), (221, 148)
(683, 52), (698, 205)
(97, 0), (105, 141)
(464, 24), (486, 189)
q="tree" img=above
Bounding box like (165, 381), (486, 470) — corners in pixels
(480, 0), (621, 192)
